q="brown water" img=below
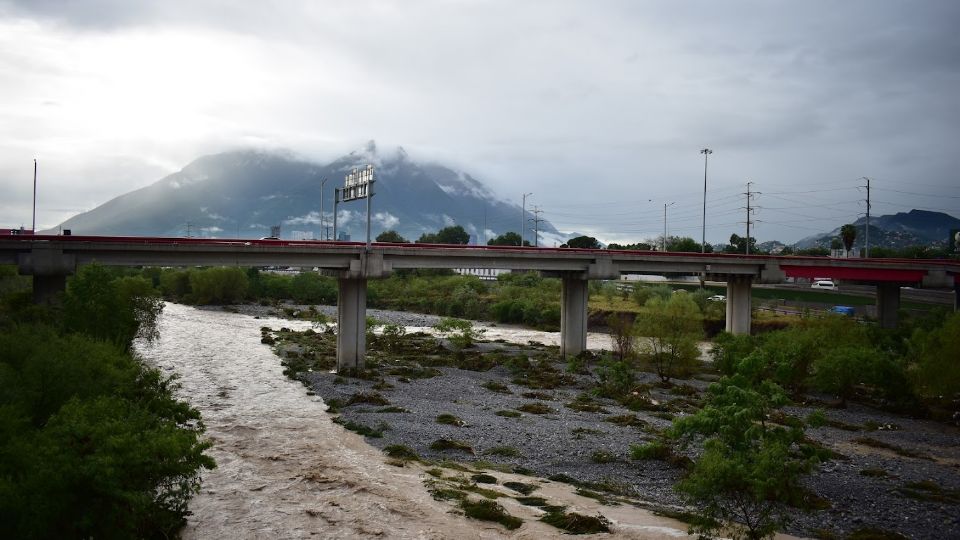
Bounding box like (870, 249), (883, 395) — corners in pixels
(132, 303), (746, 538)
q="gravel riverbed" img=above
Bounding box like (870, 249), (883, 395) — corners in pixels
(233, 303), (960, 539)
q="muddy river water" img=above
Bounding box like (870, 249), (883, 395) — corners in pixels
(134, 302), (722, 539)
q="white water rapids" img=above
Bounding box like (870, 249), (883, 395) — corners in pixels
(133, 303), (731, 539)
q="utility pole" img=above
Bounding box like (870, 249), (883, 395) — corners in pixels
(521, 192), (532, 246)
(862, 177), (871, 258)
(319, 177), (327, 240)
(663, 202), (675, 251)
(700, 148), (712, 252)
(186, 221), (193, 238)
(333, 188), (340, 241)
(744, 181), (758, 255)
(32, 159), (37, 234)
(528, 206), (544, 247)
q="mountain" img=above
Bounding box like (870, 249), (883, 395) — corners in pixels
(50, 143), (560, 243)
(792, 210), (960, 250)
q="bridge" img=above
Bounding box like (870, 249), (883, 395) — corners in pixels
(2, 235), (958, 371)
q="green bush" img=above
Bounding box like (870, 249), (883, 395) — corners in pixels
(0, 325), (214, 539)
(635, 293), (703, 383)
(908, 312), (960, 399)
(188, 267), (249, 304)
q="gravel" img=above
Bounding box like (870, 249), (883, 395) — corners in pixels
(244, 303), (960, 539)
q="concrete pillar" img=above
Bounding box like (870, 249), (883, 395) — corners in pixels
(33, 274), (66, 304)
(336, 277), (367, 371)
(725, 275), (753, 335)
(560, 276), (588, 357)
(877, 282), (901, 330)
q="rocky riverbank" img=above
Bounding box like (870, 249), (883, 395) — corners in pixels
(237, 302), (960, 539)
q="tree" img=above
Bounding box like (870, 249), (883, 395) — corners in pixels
(608, 242), (652, 251)
(909, 312), (960, 399)
(811, 346), (875, 407)
(607, 313), (636, 361)
(487, 231), (523, 246)
(670, 359), (826, 539)
(635, 293), (703, 383)
(666, 236), (710, 253)
(840, 224), (857, 253)
(417, 225), (470, 245)
(562, 235), (601, 249)
(376, 230), (408, 243)
(724, 234), (757, 254)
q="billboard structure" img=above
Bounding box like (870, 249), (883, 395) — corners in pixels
(951, 229), (960, 255)
(334, 165), (375, 248)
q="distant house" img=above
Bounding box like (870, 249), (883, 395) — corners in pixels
(1, 227), (33, 235)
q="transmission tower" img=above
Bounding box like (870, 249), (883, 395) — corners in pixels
(861, 177), (871, 258)
(743, 181), (759, 255)
(528, 206), (544, 247)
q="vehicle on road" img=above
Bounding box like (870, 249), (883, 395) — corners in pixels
(831, 305), (856, 316)
(707, 294), (726, 302)
(811, 280), (838, 291)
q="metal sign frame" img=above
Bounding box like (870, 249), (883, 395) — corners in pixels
(333, 164), (375, 248)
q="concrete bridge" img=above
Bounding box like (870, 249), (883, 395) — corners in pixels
(2, 235), (958, 371)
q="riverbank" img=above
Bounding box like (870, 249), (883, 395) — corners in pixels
(246, 302), (960, 540)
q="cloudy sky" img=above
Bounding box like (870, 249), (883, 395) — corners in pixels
(1, 0), (958, 244)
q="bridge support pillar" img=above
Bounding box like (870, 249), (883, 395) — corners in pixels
(877, 283), (901, 330)
(561, 276), (588, 357)
(337, 277), (367, 371)
(725, 275), (753, 335)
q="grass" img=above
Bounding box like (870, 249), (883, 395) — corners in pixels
(516, 402), (554, 414)
(574, 488), (618, 506)
(481, 380), (512, 394)
(571, 427), (604, 438)
(852, 437), (931, 460)
(375, 405), (409, 413)
(541, 510), (611, 534)
(436, 413), (467, 426)
(383, 444), (420, 460)
(591, 451), (617, 464)
(332, 417), (385, 438)
(503, 481), (538, 495)
(495, 409), (522, 418)
(896, 480), (960, 504)
(429, 438), (475, 454)
(521, 391), (555, 400)
(471, 473), (498, 484)
(860, 468), (892, 478)
(460, 499), (523, 530)
(346, 392), (391, 406)
(566, 401), (609, 413)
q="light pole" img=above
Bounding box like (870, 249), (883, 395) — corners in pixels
(521, 192), (532, 246)
(319, 177), (327, 240)
(663, 202), (675, 251)
(32, 159), (37, 234)
(700, 148), (712, 252)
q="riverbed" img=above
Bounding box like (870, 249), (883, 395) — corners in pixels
(135, 302), (699, 539)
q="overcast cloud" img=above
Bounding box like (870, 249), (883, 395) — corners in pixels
(1, 0), (958, 244)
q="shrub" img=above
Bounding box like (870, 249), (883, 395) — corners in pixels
(635, 294), (703, 383)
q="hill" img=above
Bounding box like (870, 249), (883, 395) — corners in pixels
(50, 143), (559, 243)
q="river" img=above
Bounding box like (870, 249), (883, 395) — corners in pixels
(134, 302), (711, 539)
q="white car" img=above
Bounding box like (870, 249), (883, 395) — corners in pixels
(811, 280), (837, 291)
(707, 295), (726, 302)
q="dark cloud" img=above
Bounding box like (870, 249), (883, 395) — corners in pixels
(1, 0), (958, 243)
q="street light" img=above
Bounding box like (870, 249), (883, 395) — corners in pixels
(700, 148), (712, 253)
(663, 202), (675, 251)
(319, 177), (327, 240)
(521, 192), (532, 246)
